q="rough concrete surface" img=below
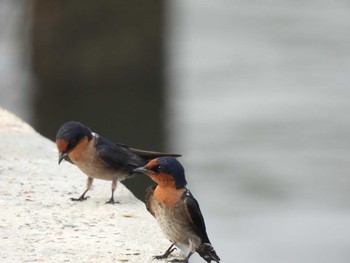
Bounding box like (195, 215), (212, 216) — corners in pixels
(0, 108), (177, 262)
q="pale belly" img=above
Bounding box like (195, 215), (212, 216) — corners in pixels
(73, 156), (129, 181)
(68, 137), (130, 181)
(153, 203), (201, 254)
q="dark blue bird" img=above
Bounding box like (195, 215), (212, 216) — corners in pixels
(56, 121), (181, 204)
(133, 157), (220, 263)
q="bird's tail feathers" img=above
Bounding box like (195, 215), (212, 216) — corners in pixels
(197, 243), (220, 263)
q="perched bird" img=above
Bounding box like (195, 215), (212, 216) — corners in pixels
(56, 121), (181, 204)
(133, 157), (220, 263)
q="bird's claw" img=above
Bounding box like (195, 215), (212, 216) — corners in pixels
(105, 199), (120, 205)
(152, 248), (177, 260)
(70, 196), (89, 202)
(169, 259), (188, 263)
(153, 255), (165, 260)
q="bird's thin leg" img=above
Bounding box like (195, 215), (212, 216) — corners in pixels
(153, 243), (177, 259)
(170, 240), (195, 263)
(71, 177), (93, 201)
(106, 179), (119, 204)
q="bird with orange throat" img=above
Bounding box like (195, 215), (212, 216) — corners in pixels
(134, 157), (220, 263)
(56, 121), (181, 204)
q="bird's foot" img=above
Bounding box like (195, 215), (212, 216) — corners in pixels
(105, 198), (120, 205)
(70, 195), (89, 202)
(153, 248), (177, 260)
(169, 259), (188, 263)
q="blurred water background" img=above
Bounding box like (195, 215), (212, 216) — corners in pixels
(1, 1), (350, 262)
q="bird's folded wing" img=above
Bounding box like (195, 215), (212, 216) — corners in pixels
(145, 185), (157, 217)
(96, 137), (143, 169)
(183, 190), (211, 244)
(128, 147), (181, 160)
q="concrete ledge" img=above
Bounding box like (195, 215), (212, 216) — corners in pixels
(0, 108), (176, 262)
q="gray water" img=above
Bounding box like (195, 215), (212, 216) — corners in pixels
(167, 1), (350, 262)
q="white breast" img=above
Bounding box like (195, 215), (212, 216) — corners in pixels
(152, 201), (202, 254)
(71, 138), (128, 181)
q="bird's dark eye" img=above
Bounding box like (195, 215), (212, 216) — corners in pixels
(151, 165), (162, 173)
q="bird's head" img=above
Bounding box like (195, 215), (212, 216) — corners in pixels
(133, 157), (187, 189)
(55, 121), (93, 164)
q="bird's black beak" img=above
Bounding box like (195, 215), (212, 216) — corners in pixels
(133, 166), (151, 174)
(58, 152), (68, 165)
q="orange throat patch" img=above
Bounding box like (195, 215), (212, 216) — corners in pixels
(66, 136), (90, 163)
(154, 186), (186, 208)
